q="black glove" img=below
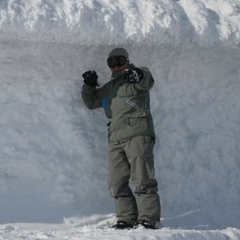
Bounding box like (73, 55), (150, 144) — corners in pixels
(124, 68), (144, 83)
(82, 70), (99, 87)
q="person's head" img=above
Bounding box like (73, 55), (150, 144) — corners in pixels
(107, 48), (129, 72)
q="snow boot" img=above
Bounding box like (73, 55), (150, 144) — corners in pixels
(112, 220), (134, 229)
(137, 220), (156, 229)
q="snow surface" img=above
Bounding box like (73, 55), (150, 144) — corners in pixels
(0, 0), (240, 239)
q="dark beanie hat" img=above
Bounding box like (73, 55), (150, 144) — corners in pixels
(108, 48), (129, 58)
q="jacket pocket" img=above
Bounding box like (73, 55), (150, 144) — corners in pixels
(130, 116), (148, 131)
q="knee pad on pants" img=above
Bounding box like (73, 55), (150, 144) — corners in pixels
(134, 180), (158, 195)
(109, 186), (133, 198)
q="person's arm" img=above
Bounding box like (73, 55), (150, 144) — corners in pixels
(81, 70), (109, 110)
(136, 67), (154, 90)
(82, 84), (104, 109)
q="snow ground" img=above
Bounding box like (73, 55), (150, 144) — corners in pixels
(0, 0), (240, 239)
(1, 214), (240, 240)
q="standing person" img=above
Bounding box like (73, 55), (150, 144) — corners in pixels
(81, 48), (161, 229)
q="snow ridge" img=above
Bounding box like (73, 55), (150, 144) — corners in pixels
(0, 0), (240, 45)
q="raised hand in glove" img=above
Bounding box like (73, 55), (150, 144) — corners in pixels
(124, 68), (144, 83)
(82, 70), (99, 87)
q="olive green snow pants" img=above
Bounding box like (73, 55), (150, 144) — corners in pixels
(108, 136), (161, 227)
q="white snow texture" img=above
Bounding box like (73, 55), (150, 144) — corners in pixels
(0, 0), (240, 239)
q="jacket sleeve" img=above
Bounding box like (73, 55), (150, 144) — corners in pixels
(81, 84), (106, 109)
(135, 67), (154, 90)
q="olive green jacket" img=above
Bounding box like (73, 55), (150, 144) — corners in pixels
(81, 64), (155, 145)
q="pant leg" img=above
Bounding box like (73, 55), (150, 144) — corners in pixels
(124, 136), (161, 227)
(108, 143), (138, 224)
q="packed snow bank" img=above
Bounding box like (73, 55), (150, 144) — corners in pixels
(0, 0), (240, 45)
(1, 39), (240, 229)
(0, 0), (240, 232)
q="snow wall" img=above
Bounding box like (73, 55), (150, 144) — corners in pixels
(0, 0), (240, 230)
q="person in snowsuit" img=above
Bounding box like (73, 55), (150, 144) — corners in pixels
(81, 48), (161, 229)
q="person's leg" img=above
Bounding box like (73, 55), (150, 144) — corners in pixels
(108, 144), (138, 226)
(124, 136), (161, 228)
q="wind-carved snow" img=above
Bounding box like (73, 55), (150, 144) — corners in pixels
(0, 0), (240, 239)
(0, 0), (240, 45)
